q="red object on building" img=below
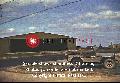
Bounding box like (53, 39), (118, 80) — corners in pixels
(26, 34), (41, 48)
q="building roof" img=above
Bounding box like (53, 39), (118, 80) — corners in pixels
(2, 32), (76, 39)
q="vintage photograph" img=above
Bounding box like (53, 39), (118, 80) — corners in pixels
(0, 0), (120, 82)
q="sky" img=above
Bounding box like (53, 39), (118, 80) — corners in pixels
(0, 0), (120, 47)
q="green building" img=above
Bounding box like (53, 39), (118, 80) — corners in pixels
(0, 32), (76, 53)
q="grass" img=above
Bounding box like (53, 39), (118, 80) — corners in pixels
(0, 52), (41, 58)
(0, 51), (65, 59)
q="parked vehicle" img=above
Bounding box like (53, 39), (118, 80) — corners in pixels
(65, 47), (120, 69)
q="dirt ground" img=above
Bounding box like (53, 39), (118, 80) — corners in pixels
(0, 66), (120, 82)
(0, 70), (120, 82)
(0, 54), (120, 82)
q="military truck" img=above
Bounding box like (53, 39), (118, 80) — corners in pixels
(65, 46), (120, 69)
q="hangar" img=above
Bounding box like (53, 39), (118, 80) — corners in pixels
(0, 32), (76, 53)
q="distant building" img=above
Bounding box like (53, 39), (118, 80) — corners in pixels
(112, 44), (120, 49)
(0, 32), (76, 53)
(109, 43), (120, 48)
(109, 43), (120, 52)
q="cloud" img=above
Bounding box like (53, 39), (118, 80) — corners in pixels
(28, 27), (37, 33)
(0, 28), (18, 38)
(41, 0), (59, 6)
(0, 0), (40, 4)
(84, 10), (120, 19)
(8, 28), (15, 32)
(48, 23), (58, 27)
(98, 10), (120, 19)
(1, 7), (13, 12)
(72, 23), (99, 28)
(16, 0), (41, 5)
(28, 27), (36, 30)
(97, 5), (109, 10)
(0, 0), (59, 6)
(43, 10), (119, 32)
(65, 10), (120, 29)
(85, 12), (97, 17)
(0, 0), (12, 4)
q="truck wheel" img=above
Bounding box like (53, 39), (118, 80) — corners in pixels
(103, 58), (116, 69)
(70, 58), (83, 69)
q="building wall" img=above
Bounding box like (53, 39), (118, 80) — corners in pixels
(67, 38), (76, 50)
(9, 38), (68, 52)
(0, 38), (10, 53)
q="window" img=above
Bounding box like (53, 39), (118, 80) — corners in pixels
(46, 39), (49, 43)
(63, 39), (66, 43)
(51, 39), (53, 43)
(61, 39), (63, 43)
(73, 39), (74, 44)
(49, 39), (51, 44)
(42, 38), (45, 44)
(69, 39), (71, 42)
